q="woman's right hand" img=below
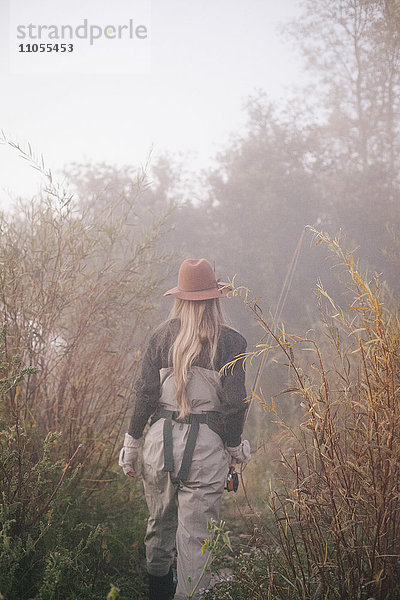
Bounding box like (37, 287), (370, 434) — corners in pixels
(227, 439), (251, 464)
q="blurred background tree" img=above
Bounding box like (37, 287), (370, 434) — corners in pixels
(1, 0), (400, 598)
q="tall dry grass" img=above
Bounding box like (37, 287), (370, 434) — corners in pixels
(0, 136), (171, 521)
(221, 229), (400, 599)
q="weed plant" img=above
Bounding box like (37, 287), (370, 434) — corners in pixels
(213, 230), (400, 600)
(0, 137), (171, 599)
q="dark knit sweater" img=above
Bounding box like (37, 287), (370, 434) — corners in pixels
(128, 318), (247, 447)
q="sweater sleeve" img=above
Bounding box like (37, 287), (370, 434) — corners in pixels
(219, 333), (248, 447)
(128, 331), (161, 439)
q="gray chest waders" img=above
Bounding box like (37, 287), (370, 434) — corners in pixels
(151, 408), (224, 482)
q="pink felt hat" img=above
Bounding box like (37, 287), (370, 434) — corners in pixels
(164, 258), (232, 300)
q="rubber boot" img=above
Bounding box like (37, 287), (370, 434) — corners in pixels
(148, 568), (175, 600)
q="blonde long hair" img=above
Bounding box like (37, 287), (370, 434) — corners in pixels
(169, 298), (225, 418)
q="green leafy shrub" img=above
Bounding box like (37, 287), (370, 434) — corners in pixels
(0, 140), (171, 599)
(0, 326), (150, 599)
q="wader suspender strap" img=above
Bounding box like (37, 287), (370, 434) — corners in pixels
(176, 417), (202, 481)
(155, 409), (212, 482)
(162, 416), (175, 472)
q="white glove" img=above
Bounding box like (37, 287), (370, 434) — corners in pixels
(227, 439), (251, 464)
(118, 433), (140, 476)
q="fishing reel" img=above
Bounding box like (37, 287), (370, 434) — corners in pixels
(224, 465), (239, 493)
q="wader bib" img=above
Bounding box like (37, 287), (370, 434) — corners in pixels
(142, 366), (229, 599)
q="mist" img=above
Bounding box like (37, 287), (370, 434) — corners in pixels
(1, 1), (400, 598)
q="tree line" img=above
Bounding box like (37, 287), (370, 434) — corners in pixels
(0, 1), (399, 598)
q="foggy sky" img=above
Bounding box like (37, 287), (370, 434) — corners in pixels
(0, 0), (303, 204)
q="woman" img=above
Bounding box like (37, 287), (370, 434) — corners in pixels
(119, 258), (250, 600)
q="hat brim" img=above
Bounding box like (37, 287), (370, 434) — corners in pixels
(163, 282), (232, 300)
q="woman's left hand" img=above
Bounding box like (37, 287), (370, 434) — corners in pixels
(118, 433), (140, 477)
